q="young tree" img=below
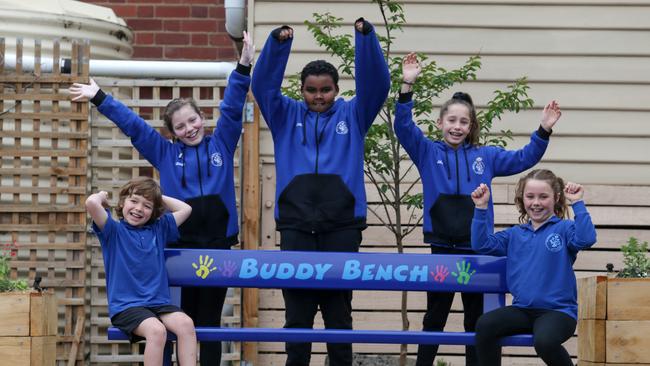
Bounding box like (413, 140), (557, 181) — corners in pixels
(283, 1), (533, 363)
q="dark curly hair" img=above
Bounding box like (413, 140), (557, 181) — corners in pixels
(514, 169), (568, 223)
(300, 60), (339, 87)
(116, 177), (165, 225)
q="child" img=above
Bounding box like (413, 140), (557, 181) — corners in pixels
(86, 177), (195, 366)
(70, 32), (254, 365)
(251, 18), (390, 366)
(470, 169), (597, 365)
(394, 52), (562, 366)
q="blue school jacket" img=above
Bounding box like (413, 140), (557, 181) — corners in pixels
(394, 98), (550, 249)
(471, 201), (597, 319)
(93, 67), (250, 247)
(252, 23), (390, 233)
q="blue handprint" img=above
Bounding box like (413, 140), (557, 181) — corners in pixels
(451, 260), (476, 285)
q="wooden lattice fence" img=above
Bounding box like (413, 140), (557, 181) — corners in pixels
(0, 38), (88, 365)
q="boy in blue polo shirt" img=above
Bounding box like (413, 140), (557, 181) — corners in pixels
(86, 177), (195, 365)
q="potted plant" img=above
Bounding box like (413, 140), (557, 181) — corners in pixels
(0, 240), (57, 366)
(577, 237), (650, 365)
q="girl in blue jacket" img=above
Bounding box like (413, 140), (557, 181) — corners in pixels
(252, 19), (389, 366)
(470, 169), (597, 365)
(395, 52), (562, 366)
(70, 32), (254, 366)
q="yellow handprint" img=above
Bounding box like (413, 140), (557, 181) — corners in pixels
(192, 254), (217, 279)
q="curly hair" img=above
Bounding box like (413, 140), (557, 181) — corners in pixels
(514, 169), (568, 224)
(300, 60), (339, 87)
(116, 177), (165, 225)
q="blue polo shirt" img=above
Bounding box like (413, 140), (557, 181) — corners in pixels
(93, 211), (179, 318)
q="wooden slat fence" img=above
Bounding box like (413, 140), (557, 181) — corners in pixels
(0, 38), (89, 365)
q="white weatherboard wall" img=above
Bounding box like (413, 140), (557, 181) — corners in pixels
(251, 1), (650, 365)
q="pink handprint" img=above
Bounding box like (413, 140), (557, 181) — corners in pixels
(431, 265), (450, 283)
(220, 260), (237, 277)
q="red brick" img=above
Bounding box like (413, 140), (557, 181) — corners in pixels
(210, 6), (225, 19)
(164, 47), (218, 60)
(111, 4), (137, 17)
(137, 5), (154, 17)
(135, 32), (155, 45)
(130, 18), (162, 31)
(155, 33), (190, 45)
(210, 34), (232, 47)
(181, 19), (217, 33)
(155, 5), (190, 17)
(218, 47), (237, 60)
(164, 20), (181, 31)
(191, 5), (209, 18)
(191, 34), (208, 46)
(133, 46), (163, 59)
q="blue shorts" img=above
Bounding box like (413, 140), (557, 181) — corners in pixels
(111, 304), (183, 343)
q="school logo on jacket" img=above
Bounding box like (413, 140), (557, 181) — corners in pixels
(336, 121), (349, 135)
(175, 152), (184, 167)
(545, 233), (564, 252)
(472, 157), (485, 175)
(211, 152), (223, 167)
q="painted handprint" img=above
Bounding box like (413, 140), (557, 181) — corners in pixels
(431, 265), (450, 283)
(192, 254), (217, 279)
(451, 260), (476, 285)
(219, 260), (237, 277)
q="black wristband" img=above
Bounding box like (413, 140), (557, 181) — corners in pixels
(537, 125), (552, 140)
(398, 92), (413, 103)
(90, 89), (107, 107)
(235, 63), (252, 76)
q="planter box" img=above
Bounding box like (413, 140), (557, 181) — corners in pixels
(0, 291), (57, 366)
(578, 276), (650, 365)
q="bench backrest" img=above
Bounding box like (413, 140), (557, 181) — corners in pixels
(164, 249), (509, 311)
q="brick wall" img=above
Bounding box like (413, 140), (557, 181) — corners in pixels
(82, 0), (238, 61)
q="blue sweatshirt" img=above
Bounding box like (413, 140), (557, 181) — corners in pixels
(471, 201), (597, 319)
(394, 98), (550, 249)
(93, 67), (250, 247)
(252, 23), (390, 233)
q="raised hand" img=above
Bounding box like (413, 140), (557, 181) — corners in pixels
(239, 30), (255, 66)
(541, 100), (562, 132)
(69, 78), (100, 102)
(471, 183), (490, 209)
(355, 19), (365, 33)
(277, 27), (293, 42)
(401, 52), (421, 84)
(564, 182), (584, 203)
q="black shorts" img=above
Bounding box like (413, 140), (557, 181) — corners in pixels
(111, 304), (184, 343)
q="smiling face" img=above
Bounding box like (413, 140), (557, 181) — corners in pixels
(437, 103), (472, 149)
(121, 194), (154, 227)
(170, 104), (205, 146)
(301, 74), (339, 113)
(523, 179), (558, 229)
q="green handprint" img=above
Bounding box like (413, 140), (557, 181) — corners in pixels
(451, 260), (476, 285)
(192, 254), (217, 279)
